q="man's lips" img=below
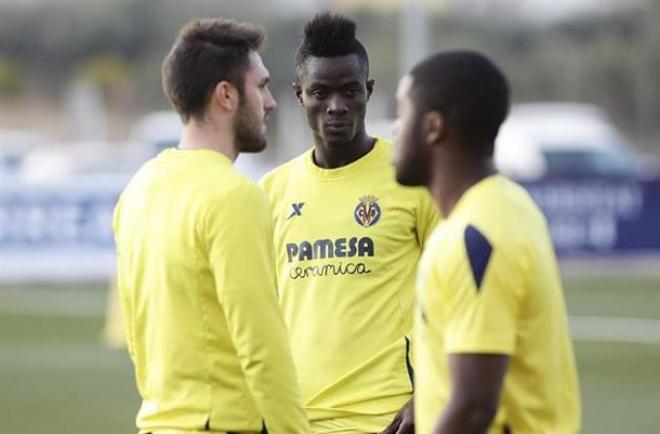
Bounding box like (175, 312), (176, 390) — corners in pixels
(325, 121), (351, 130)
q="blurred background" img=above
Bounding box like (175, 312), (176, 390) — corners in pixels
(1, 0), (659, 432)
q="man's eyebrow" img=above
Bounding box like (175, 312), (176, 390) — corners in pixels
(307, 80), (328, 86)
(306, 80), (361, 88)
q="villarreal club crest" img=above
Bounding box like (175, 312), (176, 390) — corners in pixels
(354, 195), (381, 228)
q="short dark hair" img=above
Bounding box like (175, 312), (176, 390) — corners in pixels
(410, 50), (510, 157)
(295, 11), (369, 81)
(162, 18), (265, 123)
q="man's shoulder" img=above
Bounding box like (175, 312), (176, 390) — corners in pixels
(259, 150), (311, 193)
(117, 153), (169, 210)
(459, 176), (543, 233)
(440, 177), (551, 282)
(219, 170), (265, 203)
(374, 136), (394, 153)
(201, 175), (270, 230)
(181, 157), (266, 209)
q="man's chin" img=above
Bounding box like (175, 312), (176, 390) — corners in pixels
(238, 137), (267, 153)
(322, 134), (354, 149)
(395, 169), (427, 187)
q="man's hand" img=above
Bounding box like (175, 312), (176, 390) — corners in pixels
(381, 398), (414, 434)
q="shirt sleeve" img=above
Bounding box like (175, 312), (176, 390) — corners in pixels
(416, 189), (441, 248)
(112, 195), (137, 363)
(256, 174), (282, 286)
(442, 223), (525, 355)
(205, 181), (309, 434)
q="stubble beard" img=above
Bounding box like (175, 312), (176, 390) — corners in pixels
(234, 100), (267, 153)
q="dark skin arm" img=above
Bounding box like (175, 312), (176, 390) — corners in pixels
(433, 354), (509, 434)
(380, 398), (414, 434)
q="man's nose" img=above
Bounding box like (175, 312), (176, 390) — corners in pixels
(326, 94), (348, 115)
(265, 88), (277, 114)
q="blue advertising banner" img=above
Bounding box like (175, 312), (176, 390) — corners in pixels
(522, 178), (660, 255)
(0, 177), (126, 282)
(0, 189), (117, 249)
(0, 176), (659, 281)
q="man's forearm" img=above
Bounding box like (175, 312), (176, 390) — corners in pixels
(433, 399), (496, 434)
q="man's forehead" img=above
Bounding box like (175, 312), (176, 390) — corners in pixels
(247, 51), (269, 79)
(302, 54), (366, 83)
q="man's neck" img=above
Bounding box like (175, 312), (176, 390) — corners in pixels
(178, 118), (237, 161)
(312, 132), (375, 169)
(429, 151), (496, 218)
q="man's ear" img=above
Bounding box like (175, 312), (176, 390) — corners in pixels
(292, 82), (303, 105)
(366, 79), (375, 100)
(422, 111), (446, 147)
(213, 81), (240, 112)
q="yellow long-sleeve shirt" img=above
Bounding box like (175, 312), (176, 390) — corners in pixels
(113, 148), (309, 434)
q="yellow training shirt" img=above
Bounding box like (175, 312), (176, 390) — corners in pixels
(415, 175), (580, 434)
(259, 139), (440, 433)
(113, 148), (309, 434)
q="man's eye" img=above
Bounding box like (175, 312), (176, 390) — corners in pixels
(345, 89), (359, 97)
(311, 89), (327, 98)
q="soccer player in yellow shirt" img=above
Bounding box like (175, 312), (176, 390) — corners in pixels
(113, 19), (309, 434)
(394, 50), (581, 434)
(259, 12), (439, 434)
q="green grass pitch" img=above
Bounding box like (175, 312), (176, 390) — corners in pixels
(1, 277), (659, 433)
